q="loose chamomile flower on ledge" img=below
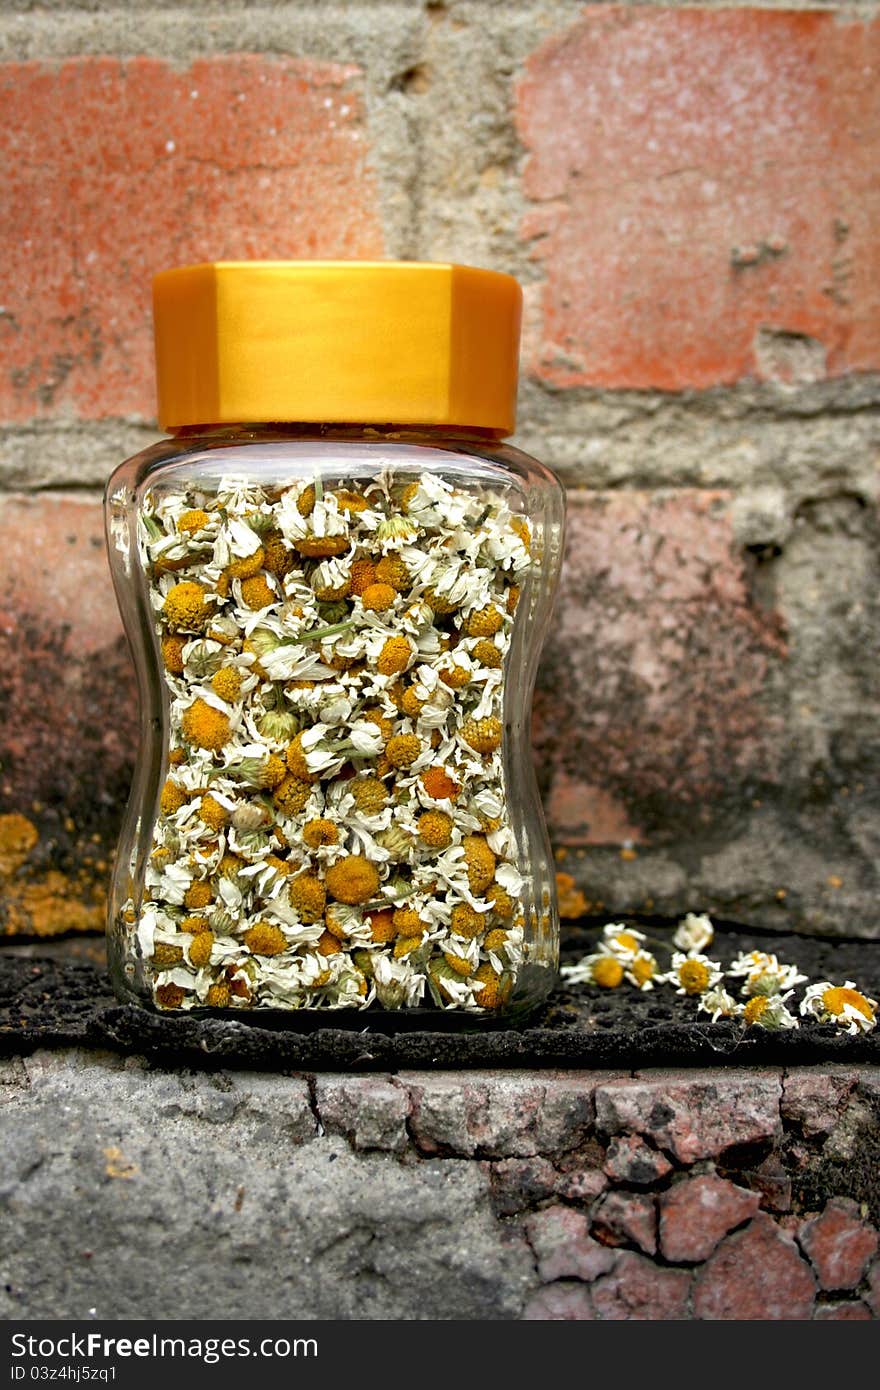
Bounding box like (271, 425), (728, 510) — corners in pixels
(625, 949), (659, 991)
(728, 950), (808, 998)
(560, 950), (625, 990)
(742, 992), (799, 1031)
(672, 912), (715, 953)
(666, 951), (724, 997)
(697, 985), (741, 1022)
(800, 981), (878, 1035)
(600, 924), (647, 961)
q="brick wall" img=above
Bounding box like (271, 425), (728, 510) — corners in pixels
(1, 1), (879, 938)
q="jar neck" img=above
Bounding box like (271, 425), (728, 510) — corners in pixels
(166, 421), (507, 446)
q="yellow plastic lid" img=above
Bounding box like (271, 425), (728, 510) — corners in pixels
(152, 261), (522, 435)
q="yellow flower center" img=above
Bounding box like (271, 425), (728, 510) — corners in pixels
(613, 931), (640, 952)
(592, 957), (624, 989)
(630, 955), (656, 985)
(822, 987), (874, 1021)
(743, 996), (769, 1025)
(678, 960), (710, 995)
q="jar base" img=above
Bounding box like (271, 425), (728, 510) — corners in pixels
(110, 963), (556, 1031)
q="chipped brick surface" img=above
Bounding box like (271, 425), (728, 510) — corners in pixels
(694, 1214), (816, 1320)
(0, 494), (135, 936)
(659, 1175), (761, 1263)
(591, 1250), (691, 1320)
(814, 1301), (872, 1320)
(594, 1071), (782, 1164)
(403, 1072), (601, 1159)
(535, 491), (785, 848)
(782, 1068), (860, 1137)
(521, 1282), (595, 1321)
(553, 1166), (609, 1205)
(517, 8), (880, 390)
(0, 56), (383, 422)
(0, 1053), (877, 1318)
(525, 1204), (617, 1283)
(314, 1075), (409, 1154)
(591, 1190), (657, 1255)
(488, 1157), (559, 1217)
(603, 1134), (673, 1188)
(799, 1198), (879, 1291)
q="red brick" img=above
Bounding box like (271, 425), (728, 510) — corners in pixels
(591, 1251), (691, 1320)
(694, 1214), (816, 1320)
(525, 1204), (618, 1283)
(535, 492), (785, 846)
(603, 1134), (672, 1188)
(403, 1072), (602, 1159)
(489, 1157), (559, 1216)
(594, 1071), (781, 1165)
(553, 1167), (608, 1205)
(659, 1175), (761, 1264)
(313, 1076), (409, 1154)
(798, 1199), (879, 1292)
(522, 1283), (596, 1320)
(814, 1301), (873, 1320)
(517, 9), (880, 389)
(0, 57), (383, 423)
(782, 1068), (859, 1137)
(591, 1191), (657, 1255)
(0, 494), (134, 935)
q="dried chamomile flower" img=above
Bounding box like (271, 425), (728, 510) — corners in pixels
(625, 950), (659, 992)
(742, 992), (799, 1031)
(462, 835), (496, 894)
(672, 912), (715, 953)
(244, 922), (288, 957)
(181, 699), (232, 751)
(665, 951), (723, 997)
(600, 924), (646, 961)
(728, 950), (808, 998)
(698, 985), (741, 1022)
(135, 469), (535, 1014)
(560, 950), (625, 990)
(163, 581), (212, 632)
(800, 981), (877, 1035)
(325, 856), (380, 906)
(421, 766), (460, 802)
(461, 716), (502, 755)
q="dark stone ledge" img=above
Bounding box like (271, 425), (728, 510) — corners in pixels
(1, 922), (878, 1071)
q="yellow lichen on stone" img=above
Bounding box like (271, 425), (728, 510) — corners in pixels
(0, 813), (39, 876)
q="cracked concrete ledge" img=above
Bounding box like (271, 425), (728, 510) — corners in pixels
(0, 1050), (877, 1319)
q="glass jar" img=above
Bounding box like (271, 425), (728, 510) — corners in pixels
(104, 261), (565, 1022)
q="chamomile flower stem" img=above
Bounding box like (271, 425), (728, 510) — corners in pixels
(292, 619), (358, 643)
